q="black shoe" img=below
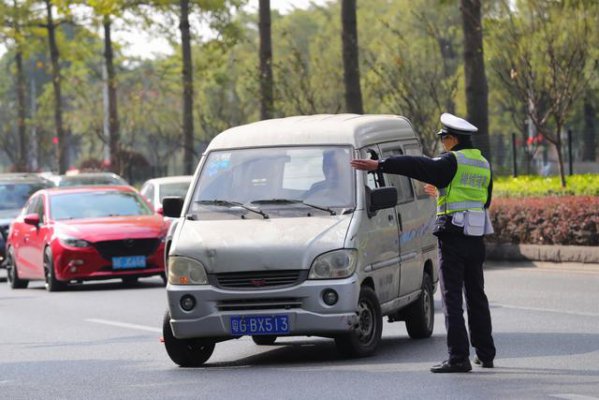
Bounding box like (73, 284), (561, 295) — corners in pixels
(473, 356), (494, 368)
(430, 360), (472, 373)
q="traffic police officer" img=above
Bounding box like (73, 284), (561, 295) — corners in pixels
(351, 113), (496, 373)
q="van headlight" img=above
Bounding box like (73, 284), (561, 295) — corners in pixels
(309, 249), (357, 279)
(168, 257), (208, 285)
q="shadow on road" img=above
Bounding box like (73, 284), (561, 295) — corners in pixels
(22, 278), (166, 292)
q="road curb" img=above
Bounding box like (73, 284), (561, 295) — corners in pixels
(486, 242), (599, 264)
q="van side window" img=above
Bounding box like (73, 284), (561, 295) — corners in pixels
(382, 148), (414, 203)
(363, 149), (384, 190)
(404, 144), (429, 198)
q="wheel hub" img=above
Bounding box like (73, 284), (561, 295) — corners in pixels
(355, 301), (374, 341)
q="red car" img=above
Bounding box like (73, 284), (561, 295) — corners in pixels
(6, 186), (167, 291)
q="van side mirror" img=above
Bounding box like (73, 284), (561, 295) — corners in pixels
(24, 213), (41, 226)
(368, 187), (397, 216)
(162, 197), (184, 218)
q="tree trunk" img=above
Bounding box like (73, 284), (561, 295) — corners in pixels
(583, 93), (596, 162)
(15, 46), (27, 172)
(341, 0), (363, 114)
(179, 0), (195, 175)
(45, 0), (67, 174)
(460, 0), (490, 162)
(554, 135), (566, 187)
(259, 0), (273, 120)
(103, 15), (120, 174)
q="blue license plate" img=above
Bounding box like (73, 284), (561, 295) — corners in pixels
(230, 315), (289, 335)
(112, 256), (146, 269)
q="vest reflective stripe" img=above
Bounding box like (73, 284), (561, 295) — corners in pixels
(454, 151), (490, 169)
(437, 149), (490, 216)
(437, 201), (485, 213)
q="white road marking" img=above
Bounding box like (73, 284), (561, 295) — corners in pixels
(493, 304), (599, 318)
(550, 395), (599, 400)
(86, 318), (161, 333)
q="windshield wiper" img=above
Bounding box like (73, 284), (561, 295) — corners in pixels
(251, 199), (336, 216)
(194, 200), (269, 219)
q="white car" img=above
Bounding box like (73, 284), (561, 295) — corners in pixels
(140, 176), (193, 212)
(54, 172), (129, 187)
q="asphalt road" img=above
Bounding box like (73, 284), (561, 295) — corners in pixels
(0, 261), (598, 400)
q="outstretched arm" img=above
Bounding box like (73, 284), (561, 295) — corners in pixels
(351, 153), (457, 188)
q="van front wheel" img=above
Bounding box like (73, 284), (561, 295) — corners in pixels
(405, 273), (434, 339)
(163, 311), (215, 367)
(335, 286), (382, 358)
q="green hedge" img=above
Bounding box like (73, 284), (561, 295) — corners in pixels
(493, 174), (599, 198)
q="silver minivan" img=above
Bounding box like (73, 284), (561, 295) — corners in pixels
(162, 114), (439, 367)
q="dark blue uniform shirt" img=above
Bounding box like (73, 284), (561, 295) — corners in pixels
(377, 144), (493, 208)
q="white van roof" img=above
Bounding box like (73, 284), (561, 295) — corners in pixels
(207, 114), (416, 151)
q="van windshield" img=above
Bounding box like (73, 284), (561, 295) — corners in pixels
(190, 146), (355, 217)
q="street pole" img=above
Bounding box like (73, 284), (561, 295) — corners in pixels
(512, 132), (518, 177)
(567, 129), (573, 176)
(30, 79), (38, 171)
(102, 64), (110, 168)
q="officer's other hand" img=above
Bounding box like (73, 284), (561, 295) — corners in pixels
(350, 159), (379, 171)
(424, 184), (438, 197)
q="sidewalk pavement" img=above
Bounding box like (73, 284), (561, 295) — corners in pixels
(486, 259), (599, 273)
(486, 243), (599, 264)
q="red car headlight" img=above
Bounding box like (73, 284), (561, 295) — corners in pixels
(58, 235), (91, 248)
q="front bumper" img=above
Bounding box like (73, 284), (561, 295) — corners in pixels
(167, 275), (360, 339)
(54, 243), (165, 281)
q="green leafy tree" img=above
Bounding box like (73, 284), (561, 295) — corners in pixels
(461, 0), (491, 161)
(341, 0), (362, 113)
(0, 0), (38, 170)
(490, 0), (597, 186)
(258, 0), (273, 119)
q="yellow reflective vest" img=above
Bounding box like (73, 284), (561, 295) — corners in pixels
(437, 149), (490, 215)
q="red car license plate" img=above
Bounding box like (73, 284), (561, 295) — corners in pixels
(112, 256), (146, 269)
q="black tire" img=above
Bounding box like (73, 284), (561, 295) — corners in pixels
(7, 248), (28, 289)
(121, 276), (139, 285)
(405, 273), (434, 339)
(163, 311), (215, 367)
(252, 335), (277, 345)
(335, 286), (382, 358)
(44, 248), (67, 292)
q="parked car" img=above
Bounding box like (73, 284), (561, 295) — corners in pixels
(54, 172), (128, 187)
(140, 176), (193, 212)
(6, 185), (168, 291)
(0, 174), (54, 268)
(161, 114), (439, 366)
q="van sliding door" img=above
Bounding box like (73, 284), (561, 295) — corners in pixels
(378, 143), (423, 297)
(357, 146), (401, 305)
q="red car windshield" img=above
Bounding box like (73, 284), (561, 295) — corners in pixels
(50, 191), (152, 220)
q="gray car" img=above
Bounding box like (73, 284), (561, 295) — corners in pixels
(0, 174), (54, 267)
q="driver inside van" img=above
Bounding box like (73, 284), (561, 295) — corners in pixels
(304, 149), (351, 205)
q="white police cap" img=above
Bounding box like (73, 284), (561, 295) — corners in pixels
(437, 113), (478, 136)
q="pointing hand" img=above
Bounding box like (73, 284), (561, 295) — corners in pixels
(350, 159), (379, 171)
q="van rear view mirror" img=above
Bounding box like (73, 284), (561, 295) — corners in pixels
(368, 187), (397, 215)
(162, 197), (184, 218)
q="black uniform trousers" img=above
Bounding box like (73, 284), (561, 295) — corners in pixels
(437, 233), (496, 363)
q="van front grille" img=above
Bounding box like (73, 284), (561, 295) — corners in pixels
(213, 270), (306, 289)
(218, 298), (302, 311)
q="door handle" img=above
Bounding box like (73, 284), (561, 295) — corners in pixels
(388, 214), (394, 222)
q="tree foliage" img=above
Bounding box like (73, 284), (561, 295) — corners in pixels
(0, 0), (597, 179)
